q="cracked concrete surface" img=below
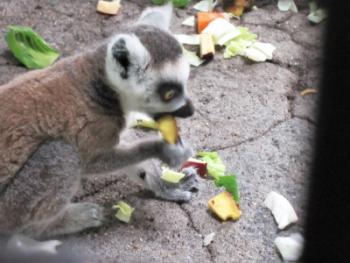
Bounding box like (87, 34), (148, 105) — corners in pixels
(0, 0), (323, 262)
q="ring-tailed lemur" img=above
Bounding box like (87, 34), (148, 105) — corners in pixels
(0, 4), (197, 238)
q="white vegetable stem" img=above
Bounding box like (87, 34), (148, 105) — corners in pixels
(264, 191), (298, 229)
(274, 233), (304, 262)
(202, 18), (240, 46)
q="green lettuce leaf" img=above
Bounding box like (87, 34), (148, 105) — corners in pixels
(182, 46), (205, 67)
(197, 151), (225, 180)
(223, 27), (257, 58)
(215, 174), (240, 203)
(161, 168), (185, 183)
(113, 201), (135, 223)
(5, 25), (59, 69)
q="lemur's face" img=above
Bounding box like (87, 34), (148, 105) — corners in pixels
(105, 5), (194, 120)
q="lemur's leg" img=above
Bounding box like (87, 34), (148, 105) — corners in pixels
(0, 140), (104, 238)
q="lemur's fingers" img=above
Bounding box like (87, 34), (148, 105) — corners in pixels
(136, 165), (200, 202)
(159, 142), (194, 168)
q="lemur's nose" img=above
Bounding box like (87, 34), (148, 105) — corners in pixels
(171, 99), (195, 118)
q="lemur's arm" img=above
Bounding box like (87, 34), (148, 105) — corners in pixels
(83, 139), (192, 175)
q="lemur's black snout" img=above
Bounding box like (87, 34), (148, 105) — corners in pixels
(171, 99), (195, 118)
(153, 99), (195, 120)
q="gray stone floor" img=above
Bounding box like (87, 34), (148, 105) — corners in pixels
(0, 0), (323, 262)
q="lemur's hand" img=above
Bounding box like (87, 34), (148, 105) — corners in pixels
(159, 140), (193, 168)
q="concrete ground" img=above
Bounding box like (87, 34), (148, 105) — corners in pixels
(0, 0), (323, 262)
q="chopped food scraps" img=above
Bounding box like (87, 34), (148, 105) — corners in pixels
(134, 118), (158, 130)
(300, 88), (318, 96)
(277, 0), (298, 13)
(161, 167), (186, 183)
(128, 112), (158, 129)
(197, 151), (225, 180)
(97, 0), (121, 15)
(199, 33), (215, 60)
(174, 34), (201, 45)
(182, 46), (205, 66)
(223, 0), (254, 17)
(181, 158), (208, 177)
(203, 232), (216, 246)
(264, 191), (298, 230)
(308, 1), (327, 24)
(202, 18), (241, 45)
(156, 115), (179, 144)
(177, 17), (276, 65)
(113, 201), (135, 223)
(193, 0), (217, 12)
(173, 0), (191, 8)
(238, 42), (276, 62)
(182, 16), (196, 27)
(151, 0), (167, 4)
(196, 12), (228, 33)
(5, 26), (60, 69)
(151, 0), (190, 8)
(215, 174), (240, 203)
(208, 191), (241, 221)
(129, 113), (180, 144)
(274, 233), (304, 262)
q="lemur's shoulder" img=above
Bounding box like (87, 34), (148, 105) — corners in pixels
(0, 44), (125, 184)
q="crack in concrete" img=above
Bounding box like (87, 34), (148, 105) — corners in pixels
(211, 117), (290, 151)
(292, 114), (317, 125)
(178, 204), (216, 262)
(74, 177), (126, 201)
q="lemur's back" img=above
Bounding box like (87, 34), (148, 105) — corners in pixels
(0, 50), (122, 186)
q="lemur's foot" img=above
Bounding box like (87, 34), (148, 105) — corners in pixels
(139, 166), (199, 202)
(44, 203), (105, 236)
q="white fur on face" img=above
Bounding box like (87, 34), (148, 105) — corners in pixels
(140, 56), (191, 114)
(105, 34), (151, 113)
(105, 34), (191, 117)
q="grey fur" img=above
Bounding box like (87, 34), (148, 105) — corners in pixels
(131, 25), (182, 66)
(0, 6), (194, 239)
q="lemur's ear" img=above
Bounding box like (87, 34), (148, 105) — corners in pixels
(111, 38), (129, 79)
(108, 34), (150, 79)
(137, 4), (173, 31)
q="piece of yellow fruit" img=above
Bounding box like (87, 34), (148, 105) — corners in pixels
(157, 115), (179, 144)
(161, 168), (186, 183)
(97, 0), (121, 15)
(208, 191), (241, 221)
(134, 119), (158, 130)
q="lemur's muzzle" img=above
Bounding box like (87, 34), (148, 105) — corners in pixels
(154, 99), (195, 120)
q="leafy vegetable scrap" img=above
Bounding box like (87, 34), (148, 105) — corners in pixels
(151, 0), (190, 8)
(177, 17), (276, 65)
(197, 151), (226, 180)
(161, 168), (186, 183)
(5, 26), (60, 69)
(308, 1), (327, 24)
(215, 174), (240, 203)
(277, 0), (298, 13)
(113, 201), (135, 223)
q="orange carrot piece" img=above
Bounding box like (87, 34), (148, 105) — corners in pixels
(196, 12), (225, 33)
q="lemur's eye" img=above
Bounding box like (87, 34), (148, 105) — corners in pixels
(163, 89), (176, 101)
(157, 81), (183, 102)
